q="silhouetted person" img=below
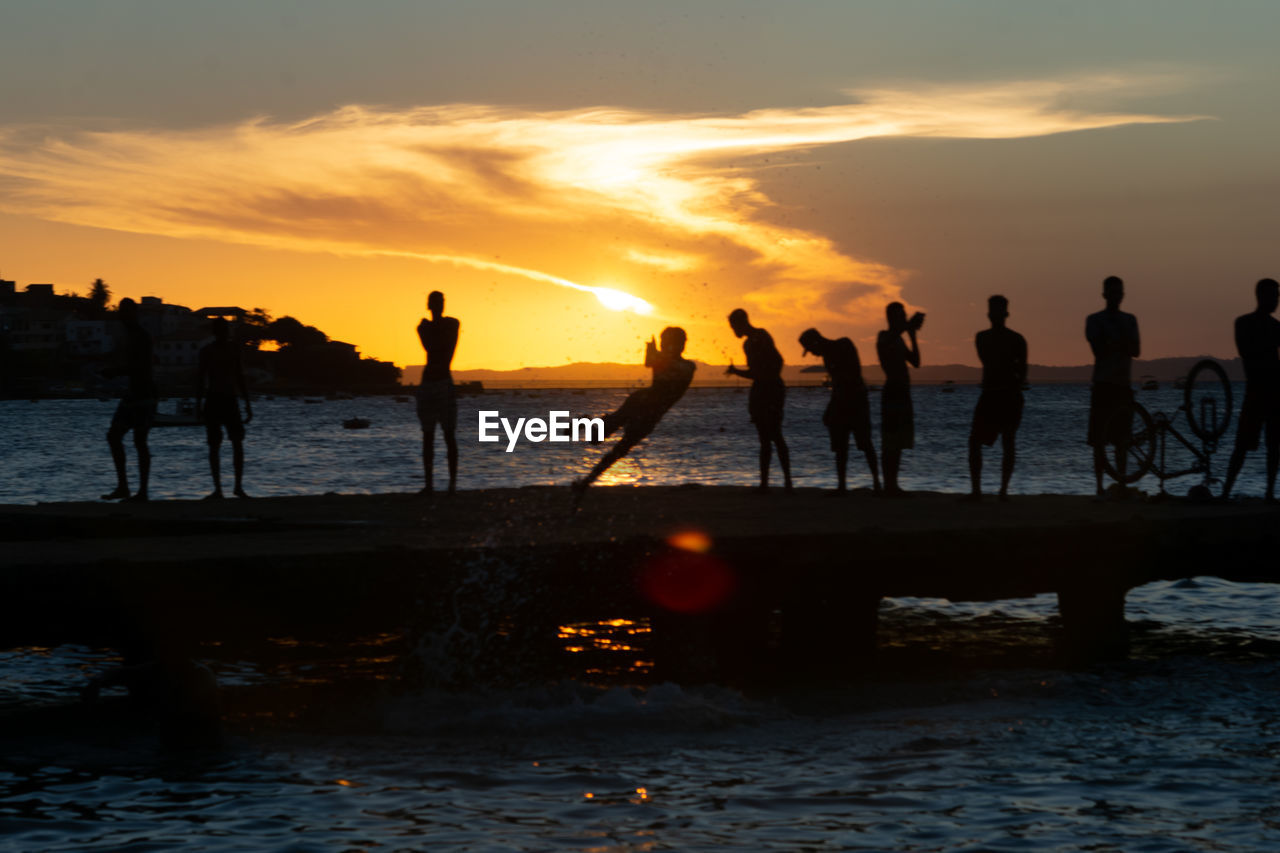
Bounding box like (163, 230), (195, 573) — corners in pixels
(966, 295), (1027, 501)
(799, 328), (881, 493)
(1222, 278), (1280, 502)
(1086, 276), (1140, 497)
(417, 290), (459, 494)
(876, 302), (923, 496)
(574, 327), (695, 496)
(196, 317), (252, 499)
(726, 309), (792, 491)
(102, 298), (156, 501)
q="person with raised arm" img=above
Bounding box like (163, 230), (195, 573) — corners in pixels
(726, 308), (792, 491)
(573, 326), (695, 498)
(876, 302), (923, 496)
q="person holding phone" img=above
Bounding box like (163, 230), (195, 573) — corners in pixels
(876, 302), (923, 496)
(573, 326), (695, 498)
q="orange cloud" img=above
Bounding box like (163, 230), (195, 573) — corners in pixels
(0, 72), (1203, 350)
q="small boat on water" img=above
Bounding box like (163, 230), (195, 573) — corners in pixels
(1140, 375), (1159, 391)
(153, 399), (202, 427)
(343, 417), (371, 429)
(940, 380), (957, 393)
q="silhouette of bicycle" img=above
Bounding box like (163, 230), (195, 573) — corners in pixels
(1101, 359), (1232, 497)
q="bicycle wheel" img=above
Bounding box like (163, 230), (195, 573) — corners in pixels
(1184, 359), (1232, 443)
(1100, 400), (1157, 484)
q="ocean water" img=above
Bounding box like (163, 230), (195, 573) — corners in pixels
(4, 384), (1280, 851)
(0, 382), (1267, 502)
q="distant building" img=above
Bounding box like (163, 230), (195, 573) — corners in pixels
(194, 306), (247, 321)
(3, 286), (65, 350)
(137, 295), (198, 339)
(155, 329), (210, 367)
(23, 284), (55, 304)
(64, 318), (114, 355)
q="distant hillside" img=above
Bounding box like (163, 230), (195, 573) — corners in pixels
(402, 356), (1243, 388)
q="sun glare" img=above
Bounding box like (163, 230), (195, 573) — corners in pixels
(591, 287), (653, 314)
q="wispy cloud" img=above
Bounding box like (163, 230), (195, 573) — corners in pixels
(0, 72), (1203, 326)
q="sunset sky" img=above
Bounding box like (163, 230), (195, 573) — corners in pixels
(2, 1), (1278, 371)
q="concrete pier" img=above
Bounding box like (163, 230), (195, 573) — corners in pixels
(3, 488), (1277, 675)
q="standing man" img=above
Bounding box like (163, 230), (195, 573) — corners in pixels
(876, 302), (923, 496)
(799, 328), (880, 493)
(416, 290), (459, 495)
(102, 298), (156, 502)
(967, 295), (1028, 501)
(196, 317), (252, 499)
(1221, 278), (1280, 502)
(726, 308), (793, 491)
(1085, 276), (1140, 497)
(574, 326), (696, 497)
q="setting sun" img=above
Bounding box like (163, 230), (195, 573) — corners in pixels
(589, 287), (653, 315)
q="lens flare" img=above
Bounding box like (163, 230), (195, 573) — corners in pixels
(666, 529), (713, 554)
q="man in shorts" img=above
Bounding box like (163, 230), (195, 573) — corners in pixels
(196, 317), (253, 499)
(416, 290), (460, 495)
(799, 327), (880, 493)
(876, 302), (923, 496)
(1221, 278), (1280, 502)
(1085, 276), (1140, 497)
(726, 308), (792, 491)
(966, 295), (1027, 501)
(574, 326), (695, 497)
(102, 298), (157, 502)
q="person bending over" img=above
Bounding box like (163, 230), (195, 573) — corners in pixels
(799, 327), (880, 493)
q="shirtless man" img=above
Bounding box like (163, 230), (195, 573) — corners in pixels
(876, 302), (923, 496)
(196, 317), (252, 499)
(1085, 276), (1140, 496)
(574, 326), (695, 497)
(799, 327), (880, 493)
(726, 308), (792, 491)
(967, 295), (1027, 501)
(1222, 278), (1280, 501)
(416, 291), (460, 494)
(102, 298), (157, 502)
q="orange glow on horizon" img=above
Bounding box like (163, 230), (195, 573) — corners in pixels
(0, 73), (1204, 369)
